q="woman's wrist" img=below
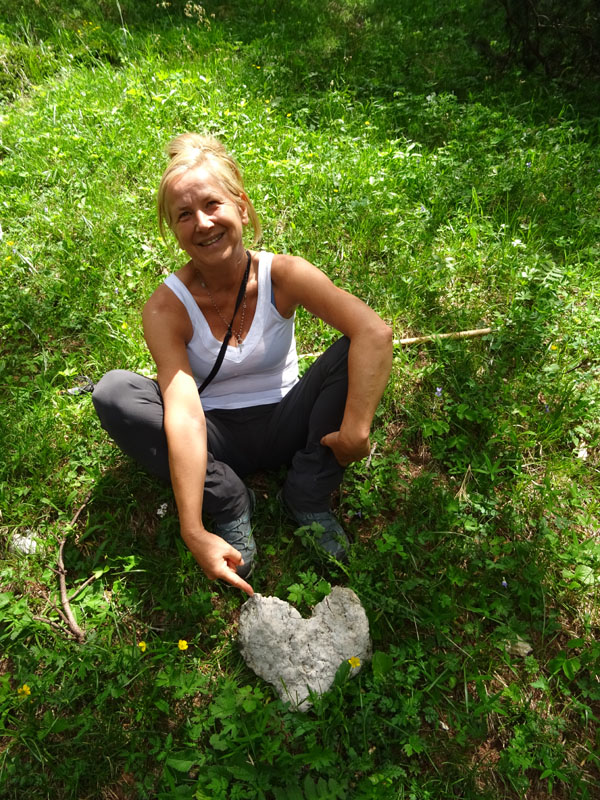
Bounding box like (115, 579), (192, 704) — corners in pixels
(339, 420), (371, 447)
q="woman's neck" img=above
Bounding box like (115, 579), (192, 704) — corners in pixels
(191, 246), (250, 294)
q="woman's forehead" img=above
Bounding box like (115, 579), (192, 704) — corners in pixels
(170, 164), (227, 199)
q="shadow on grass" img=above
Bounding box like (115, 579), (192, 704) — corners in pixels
(3, 0), (599, 123)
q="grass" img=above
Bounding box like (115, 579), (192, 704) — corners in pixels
(1, 0), (600, 797)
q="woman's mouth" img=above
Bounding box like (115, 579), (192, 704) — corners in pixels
(198, 232), (224, 247)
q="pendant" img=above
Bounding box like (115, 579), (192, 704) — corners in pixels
(238, 339), (243, 353)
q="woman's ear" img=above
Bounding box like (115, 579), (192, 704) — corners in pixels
(237, 192), (250, 225)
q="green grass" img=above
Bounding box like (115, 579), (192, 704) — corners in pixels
(1, 0), (600, 797)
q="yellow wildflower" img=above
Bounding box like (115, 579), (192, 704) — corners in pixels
(178, 639), (188, 651)
(17, 684), (31, 696)
(348, 656), (361, 669)
(138, 641), (147, 653)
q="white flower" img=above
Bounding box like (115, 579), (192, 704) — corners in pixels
(577, 445), (588, 461)
(156, 503), (168, 518)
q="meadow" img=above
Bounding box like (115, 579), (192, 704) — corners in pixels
(1, 0), (599, 797)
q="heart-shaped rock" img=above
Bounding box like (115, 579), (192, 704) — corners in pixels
(238, 586), (371, 710)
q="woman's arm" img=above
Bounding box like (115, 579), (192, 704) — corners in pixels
(272, 255), (393, 466)
(143, 289), (254, 595)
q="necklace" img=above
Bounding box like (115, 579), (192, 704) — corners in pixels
(206, 289), (247, 349)
(201, 253), (249, 351)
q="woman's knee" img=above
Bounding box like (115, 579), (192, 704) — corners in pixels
(92, 370), (162, 433)
(92, 370), (135, 416)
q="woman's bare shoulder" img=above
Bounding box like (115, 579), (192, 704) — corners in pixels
(270, 252), (304, 271)
(145, 281), (177, 311)
(270, 252), (317, 286)
(143, 280), (192, 343)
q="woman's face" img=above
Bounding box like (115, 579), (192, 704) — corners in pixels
(168, 164), (249, 268)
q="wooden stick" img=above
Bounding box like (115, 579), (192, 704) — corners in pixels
(394, 327), (494, 346)
(68, 574), (97, 603)
(57, 538), (86, 643)
(68, 494), (92, 529)
(40, 591), (71, 627)
(32, 615), (66, 635)
(34, 492), (93, 643)
(299, 327), (495, 359)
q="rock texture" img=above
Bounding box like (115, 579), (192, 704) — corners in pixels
(238, 586), (371, 710)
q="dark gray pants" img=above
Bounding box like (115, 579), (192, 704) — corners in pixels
(92, 337), (349, 523)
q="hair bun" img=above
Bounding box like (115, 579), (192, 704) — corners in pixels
(167, 132), (226, 161)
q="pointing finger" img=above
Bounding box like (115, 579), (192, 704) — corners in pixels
(221, 566), (254, 596)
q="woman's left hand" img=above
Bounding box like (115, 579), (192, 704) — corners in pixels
(320, 429), (371, 467)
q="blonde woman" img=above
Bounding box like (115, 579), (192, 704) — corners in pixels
(93, 133), (393, 596)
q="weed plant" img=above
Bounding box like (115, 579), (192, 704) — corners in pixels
(1, 0), (599, 798)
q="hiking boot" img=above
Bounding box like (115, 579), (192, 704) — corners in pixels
(213, 488), (256, 579)
(278, 490), (349, 562)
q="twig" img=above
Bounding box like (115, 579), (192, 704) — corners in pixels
(394, 327), (494, 346)
(299, 327), (495, 358)
(34, 492), (94, 643)
(32, 615), (66, 635)
(57, 538), (86, 643)
(68, 574), (97, 603)
(68, 493), (92, 529)
(40, 591), (71, 627)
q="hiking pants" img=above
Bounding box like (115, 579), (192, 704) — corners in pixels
(92, 337), (349, 523)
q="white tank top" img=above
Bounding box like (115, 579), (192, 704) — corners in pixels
(163, 251), (299, 410)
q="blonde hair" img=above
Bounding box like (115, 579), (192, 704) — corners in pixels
(157, 133), (262, 242)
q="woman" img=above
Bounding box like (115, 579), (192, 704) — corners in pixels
(93, 133), (393, 596)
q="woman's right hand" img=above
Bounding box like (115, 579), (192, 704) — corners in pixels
(181, 527), (254, 596)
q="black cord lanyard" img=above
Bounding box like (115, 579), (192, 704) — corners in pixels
(198, 250), (251, 395)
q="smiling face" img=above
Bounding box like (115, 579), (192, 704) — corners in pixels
(167, 164), (249, 269)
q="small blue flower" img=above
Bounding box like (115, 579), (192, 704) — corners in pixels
(544, 404), (550, 413)
(435, 387), (443, 397)
(526, 161), (532, 167)
(501, 578), (508, 588)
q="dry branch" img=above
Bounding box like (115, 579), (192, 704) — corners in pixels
(299, 327), (495, 359)
(394, 327), (494, 346)
(57, 538), (86, 643)
(35, 492), (95, 643)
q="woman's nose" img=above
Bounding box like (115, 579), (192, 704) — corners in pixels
(194, 209), (213, 228)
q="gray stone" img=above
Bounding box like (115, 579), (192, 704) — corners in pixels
(9, 530), (39, 555)
(238, 586), (371, 711)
